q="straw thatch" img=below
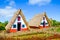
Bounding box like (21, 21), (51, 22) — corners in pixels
(29, 12), (51, 27)
(5, 9), (30, 31)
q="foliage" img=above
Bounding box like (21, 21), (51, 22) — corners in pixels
(51, 20), (60, 27)
(0, 26), (5, 30)
(0, 21), (8, 30)
(55, 27), (60, 32)
(4, 21), (8, 26)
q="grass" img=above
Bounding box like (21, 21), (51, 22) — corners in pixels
(47, 27), (60, 32)
(18, 33), (51, 38)
(0, 33), (59, 40)
(0, 27), (60, 40)
(51, 38), (60, 40)
(0, 32), (53, 40)
(55, 27), (60, 32)
(12, 33), (53, 40)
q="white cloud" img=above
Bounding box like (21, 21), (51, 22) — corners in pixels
(0, 0), (17, 22)
(1, 0), (17, 17)
(28, 0), (51, 6)
(0, 6), (17, 22)
(0, 6), (17, 17)
(9, 0), (16, 6)
(4, 0), (16, 7)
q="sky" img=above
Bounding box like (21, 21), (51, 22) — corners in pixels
(0, 0), (60, 22)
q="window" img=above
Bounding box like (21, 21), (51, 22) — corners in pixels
(18, 16), (20, 21)
(22, 24), (25, 28)
(43, 17), (45, 20)
(45, 23), (48, 25)
(40, 23), (48, 25)
(40, 23), (43, 25)
(13, 24), (16, 28)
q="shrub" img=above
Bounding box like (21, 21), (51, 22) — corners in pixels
(0, 26), (5, 31)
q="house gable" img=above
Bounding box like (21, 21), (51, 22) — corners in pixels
(39, 16), (48, 28)
(5, 9), (29, 32)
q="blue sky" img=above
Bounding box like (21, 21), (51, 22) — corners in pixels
(0, 0), (60, 22)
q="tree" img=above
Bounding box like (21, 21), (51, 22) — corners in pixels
(0, 26), (5, 30)
(51, 20), (60, 27)
(4, 21), (8, 26)
(0, 21), (8, 31)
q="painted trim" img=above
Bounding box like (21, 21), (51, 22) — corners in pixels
(10, 29), (17, 32)
(21, 28), (28, 31)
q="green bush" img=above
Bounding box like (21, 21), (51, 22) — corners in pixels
(0, 21), (8, 26)
(0, 21), (8, 31)
(0, 26), (5, 30)
(51, 20), (60, 27)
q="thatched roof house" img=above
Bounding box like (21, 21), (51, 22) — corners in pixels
(5, 9), (30, 32)
(29, 12), (51, 28)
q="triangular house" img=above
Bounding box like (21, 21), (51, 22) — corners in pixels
(5, 9), (29, 32)
(29, 12), (51, 29)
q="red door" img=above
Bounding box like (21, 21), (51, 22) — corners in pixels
(17, 22), (21, 31)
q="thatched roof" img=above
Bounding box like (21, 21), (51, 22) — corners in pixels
(29, 12), (51, 27)
(5, 9), (30, 31)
